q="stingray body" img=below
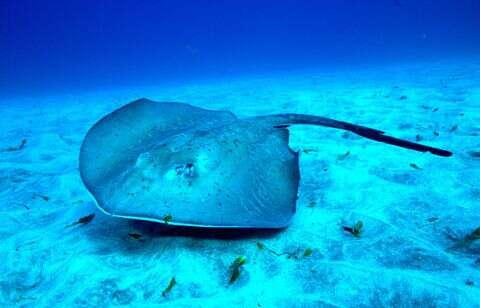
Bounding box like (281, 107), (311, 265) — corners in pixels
(80, 98), (451, 228)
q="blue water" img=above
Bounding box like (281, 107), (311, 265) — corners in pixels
(2, 0), (479, 97)
(1, 1), (480, 307)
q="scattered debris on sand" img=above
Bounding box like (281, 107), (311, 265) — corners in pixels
(409, 163), (422, 170)
(162, 277), (176, 297)
(1, 139), (27, 152)
(65, 213), (95, 228)
(343, 220), (363, 238)
(229, 256), (247, 285)
(337, 151), (350, 161)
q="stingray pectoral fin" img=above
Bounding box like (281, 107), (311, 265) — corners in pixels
(262, 114), (452, 157)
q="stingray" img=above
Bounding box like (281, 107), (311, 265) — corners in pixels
(79, 98), (451, 228)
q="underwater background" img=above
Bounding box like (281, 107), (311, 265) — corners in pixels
(1, 0), (480, 307)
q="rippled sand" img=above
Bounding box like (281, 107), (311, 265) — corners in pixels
(1, 59), (479, 307)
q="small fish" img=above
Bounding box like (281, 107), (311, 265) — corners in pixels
(65, 213), (95, 228)
(399, 95), (408, 100)
(162, 277), (176, 297)
(302, 148), (317, 154)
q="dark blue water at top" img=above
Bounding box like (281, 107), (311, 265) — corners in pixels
(1, 0), (479, 98)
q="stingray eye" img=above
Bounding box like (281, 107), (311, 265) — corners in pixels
(175, 162), (195, 178)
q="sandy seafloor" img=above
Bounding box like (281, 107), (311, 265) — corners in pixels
(1, 59), (479, 307)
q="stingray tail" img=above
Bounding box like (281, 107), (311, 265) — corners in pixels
(263, 114), (452, 157)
